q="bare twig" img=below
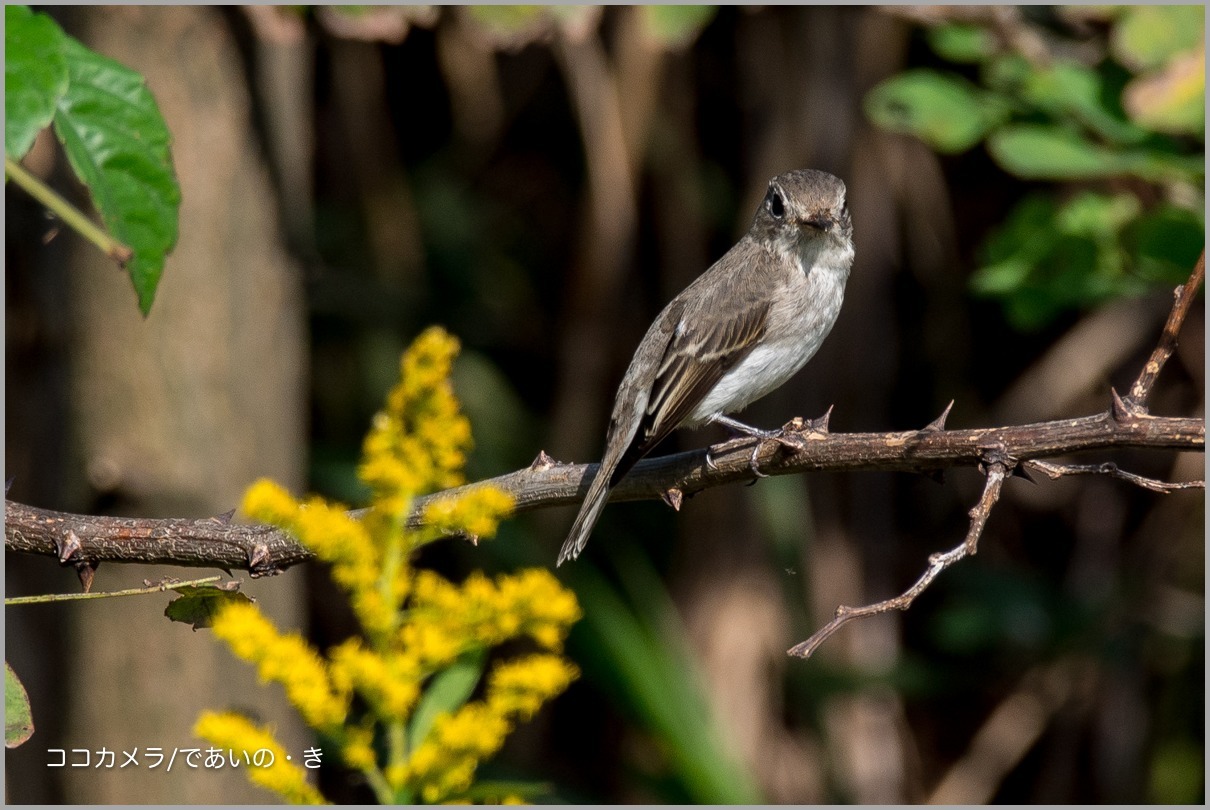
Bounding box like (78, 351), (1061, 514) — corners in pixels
(1024, 459), (1205, 494)
(1126, 250), (1205, 412)
(782, 256), (1205, 657)
(788, 455), (1012, 658)
(5, 574), (230, 606)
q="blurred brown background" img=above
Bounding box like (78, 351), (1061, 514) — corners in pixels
(6, 5), (1203, 803)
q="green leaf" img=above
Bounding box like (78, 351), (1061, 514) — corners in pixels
(1021, 60), (1150, 145)
(987, 124), (1141, 180)
(864, 69), (1008, 153)
(459, 779), (552, 801)
(5, 662), (34, 748)
(972, 195), (1059, 296)
(1112, 5), (1205, 72)
(164, 585), (253, 630)
(972, 191), (1163, 330)
(641, 6), (716, 48)
(926, 23), (998, 63)
(407, 648), (487, 752)
(51, 36), (180, 315)
(4, 5), (69, 159)
(464, 5), (549, 40)
(1125, 204), (1206, 283)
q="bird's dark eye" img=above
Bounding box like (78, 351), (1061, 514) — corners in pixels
(769, 190), (785, 219)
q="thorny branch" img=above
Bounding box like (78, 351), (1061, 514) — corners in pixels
(5, 259), (1205, 658)
(1126, 251), (1205, 412)
(788, 456), (1012, 658)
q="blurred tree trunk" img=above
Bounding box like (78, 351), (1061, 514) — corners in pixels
(6, 6), (309, 803)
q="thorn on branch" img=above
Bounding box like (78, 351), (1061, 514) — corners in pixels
(1011, 465), (1037, 484)
(1111, 387), (1143, 423)
(210, 509), (236, 525)
(75, 560), (98, 593)
(661, 487), (684, 511)
(529, 450), (557, 471)
(56, 529), (83, 564)
(805, 405), (834, 435)
(923, 400), (955, 432)
(247, 543), (270, 572)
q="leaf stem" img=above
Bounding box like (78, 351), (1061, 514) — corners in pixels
(5, 574), (223, 605)
(4, 155), (133, 265)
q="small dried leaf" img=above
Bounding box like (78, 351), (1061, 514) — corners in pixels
(164, 585), (252, 631)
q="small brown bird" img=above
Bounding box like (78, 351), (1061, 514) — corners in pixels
(558, 169), (854, 565)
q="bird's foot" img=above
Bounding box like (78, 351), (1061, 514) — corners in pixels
(709, 414), (807, 478)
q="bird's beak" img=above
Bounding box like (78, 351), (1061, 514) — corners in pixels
(802, 214), (833, 232)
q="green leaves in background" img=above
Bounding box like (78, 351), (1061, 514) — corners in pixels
(968, 190), (1203, 330)
(1111, 5), (1204, 72)
(864, 69), (1008, 153)
(4, 5), (180, 315)
(5, 662), (34, 749)
(4, 6), (68, 158)
(864, 9), (1204, 329)
(641, 5), (716, 48)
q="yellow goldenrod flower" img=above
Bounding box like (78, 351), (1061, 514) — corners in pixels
(208, 327), (583, 805)
(342, 722), (378, 771)
(359, 326), (473, 507)
(193, 711), (326, 805)
(241, 478), (301, 525)
(211, 601), (347, 731)
(420, 486), (515, 542)
(486, 655), (580, 721)
(328, 638), (423, 721)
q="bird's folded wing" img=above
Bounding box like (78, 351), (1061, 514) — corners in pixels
(632, 298), (770, 460)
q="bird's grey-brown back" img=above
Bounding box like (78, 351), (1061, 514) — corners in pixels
(557, 168), (854, 565)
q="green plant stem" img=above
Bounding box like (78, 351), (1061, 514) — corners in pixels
(377, 510), (408, 636)
(387, 719), (408, 797)
(4, 155), (133, 265)
(5, 575), (223, 605)
(363, 764), (395, 805)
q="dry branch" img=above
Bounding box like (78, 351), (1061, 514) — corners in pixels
(6, 258), (1205, 657)
(6, 407), (1201, 580)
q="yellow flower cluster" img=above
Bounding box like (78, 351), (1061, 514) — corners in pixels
(244, 480), (380, 594)
(194, 711), (327, 805)
(359, 326), (473, 512)
(486, 654), (579, 721)
(203, 327), (582, 805)
(409, 568), (583, 653)
(328, 638), (422, 722)
(210, 601), (348, 732)
(419, 486), (516, 543)
(406, 655), (579, 803)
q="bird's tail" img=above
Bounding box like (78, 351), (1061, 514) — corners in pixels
(557, 463), (614, 566)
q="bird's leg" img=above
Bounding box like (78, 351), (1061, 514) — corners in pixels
(708, 414), (791, 478)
